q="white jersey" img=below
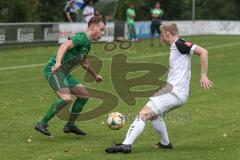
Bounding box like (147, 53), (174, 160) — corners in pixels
(83, 6), (94, 23)
(167, 38), (197, 99)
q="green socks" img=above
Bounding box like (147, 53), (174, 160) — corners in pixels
(40, 97), (88, 126)
(67, 98), (88, 126)
(40, 98), (68, 125)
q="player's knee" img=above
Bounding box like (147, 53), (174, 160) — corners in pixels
(62, 97), (72, 104)
(138, 114), (148, 121)
(137, 113), (145, 121)
(84, 92), (91, 99)
(78, 92), (90, 99)
(138, 112), (155, 121)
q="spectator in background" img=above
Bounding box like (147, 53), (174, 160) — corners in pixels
(83, 0), (94, 23)
(64, 0), (77, 22)
(126, 4), (137, 41)
(94, 10), (103, 19)
(150, 2), (164, 47)
(105, 15), (113, 22)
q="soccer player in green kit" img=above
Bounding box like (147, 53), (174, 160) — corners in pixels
(150, 2), (164, 47)
(35, 16), (105, 136)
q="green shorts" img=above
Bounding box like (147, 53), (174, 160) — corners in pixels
(44, 65), (80, 91)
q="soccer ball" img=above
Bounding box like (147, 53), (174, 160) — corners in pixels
(107, 112), (125, 130)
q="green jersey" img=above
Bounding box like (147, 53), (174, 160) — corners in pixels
(151, 8), (164, 20)
(46, 32), (91, 74)
(126, 8), (136, 24)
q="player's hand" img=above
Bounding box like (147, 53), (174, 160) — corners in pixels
(200, 76), (213, 90)
(95, 74), (103, 82)
(52, 63), (61, 74)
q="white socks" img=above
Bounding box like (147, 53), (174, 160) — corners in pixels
(152, 118), (170, 145)
(122, 117), (170, 145)
(122, 118), (145, 145)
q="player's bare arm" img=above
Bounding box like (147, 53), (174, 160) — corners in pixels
(52, 40), (73, 74)
(194, 46), (213, 90)
(82, 58), (103, 82)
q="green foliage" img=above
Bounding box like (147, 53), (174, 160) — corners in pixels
(0, 0), (66, 22)
(196, 0), (240, 20)
(0, 0), (239, 22)
(0, 0), (36, 22)
(115, 0), (240, 21)
(35, 0), (66, 22)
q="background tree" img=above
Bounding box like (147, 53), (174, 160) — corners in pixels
(35, 0), (66, 22)
(115, 0), (240, 21)
(196, 0), (240, 20)
(0, 0), (239, 22)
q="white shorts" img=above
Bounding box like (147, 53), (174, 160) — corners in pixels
(146, 92), (188, 116)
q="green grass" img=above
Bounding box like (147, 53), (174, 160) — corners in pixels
(0, 35), (240, 160)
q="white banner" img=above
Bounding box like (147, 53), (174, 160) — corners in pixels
(0, 21), (238, 45)
(44, 25), (59, 41)
(17, 27), (34, 42)
(59, 22), (114, 43)
(129, 21), (240, 39)
(167, 21), (240, 36)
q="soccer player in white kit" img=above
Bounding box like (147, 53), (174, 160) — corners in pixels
(105, 22), (213, 153)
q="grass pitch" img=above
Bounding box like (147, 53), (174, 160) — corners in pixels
(0, 35), (240, 160)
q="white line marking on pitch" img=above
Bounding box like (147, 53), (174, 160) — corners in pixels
(0, 42), (239, 71)
(0, 63), (45, 71)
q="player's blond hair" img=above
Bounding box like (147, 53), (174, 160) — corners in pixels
(160, 22), (179, 36)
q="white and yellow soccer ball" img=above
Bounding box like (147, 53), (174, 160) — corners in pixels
(107, 112), (125, 130)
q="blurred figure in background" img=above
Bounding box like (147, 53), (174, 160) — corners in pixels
(64, 0), (77, 22)
(126, 4), (138, 41)
(83, 0), (94, 23)
(105, 15), (113, 22)
(150, 2), (164, 47)
(94, 10), (103, 19)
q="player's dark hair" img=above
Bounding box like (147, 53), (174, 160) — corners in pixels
(88, 16), (106, 27)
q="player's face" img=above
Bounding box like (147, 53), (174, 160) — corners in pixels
(155, 3), (160, 8)
(161, 30), (170, 45)
(92, 22), (105, 41)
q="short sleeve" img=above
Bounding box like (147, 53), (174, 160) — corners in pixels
(175, 38), (196, 55)
(69, 34), (84, 47)
(150, 9), (154, 14)
(190, 44), (197, 55)
(127, 9), (130, 15)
